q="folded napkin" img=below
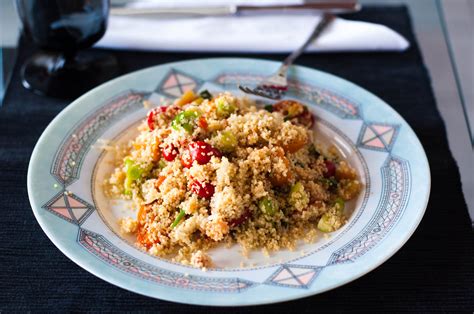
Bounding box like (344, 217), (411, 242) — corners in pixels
(96, 10), (409, 53)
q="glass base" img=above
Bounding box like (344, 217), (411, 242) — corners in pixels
(21, 50), (119, 99)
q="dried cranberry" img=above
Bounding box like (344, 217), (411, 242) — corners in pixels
(191, 181), (215, 199)
(324, 160), (336, 178)
(162, 144), (178, 161)
(229, 209), (252, 227)
(188, 141), (221, 165)
(147, 106), (168, 131)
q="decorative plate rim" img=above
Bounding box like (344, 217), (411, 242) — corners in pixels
(27, 57), (431, 306)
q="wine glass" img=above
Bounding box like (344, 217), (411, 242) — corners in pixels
(16, 0), (119, 98)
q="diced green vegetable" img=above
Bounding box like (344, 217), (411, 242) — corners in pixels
(334, 197), (345, 214)
(199, 90), (213, 100)
(216, 98), (236, 118)
(171, 109), (200, 133)
(218, 131), (237, 152)
(317, 212), (335, 232)
(127, 165), (142, 180)
(289, 181), (309, 208)
(125, 158), (143, 179)
(295, 161), (305, 168)
(158, 159), (167, 169)
(124, 177), (134, 195)
(171, 209), (186, 228)
(123, 158), (144, 195)
(264, 105), (273, 112)
(259, 197), (277, 216)
(124, 157), (134, 168)
(308, 144), (320, 157)
(320, 177), (338, 188)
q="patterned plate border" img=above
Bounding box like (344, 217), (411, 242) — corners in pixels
(28, 58), (429, 305)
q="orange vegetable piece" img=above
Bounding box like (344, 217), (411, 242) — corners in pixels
(175, 90), (197, 107)
(194, 97), (204, 105)
(137, 228), (155, 249)
(154, 175), (166, 190)
(136, 205), (158, 249)
(198, 116), (208, 129)
(151, 137), (161, 162)
(282, 136), (307, 153)
(133, 143), (144, 150)
(137, 205), (147, 224)
(270, 147), (292, 186)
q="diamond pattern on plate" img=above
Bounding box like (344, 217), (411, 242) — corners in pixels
(265, 264), (322, 289)
(357, 123), (399, 152)
(43, 192), (94, 225)
(156, 69), (202, 98)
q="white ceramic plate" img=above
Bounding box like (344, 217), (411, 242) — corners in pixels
(28, 58), (430, 306)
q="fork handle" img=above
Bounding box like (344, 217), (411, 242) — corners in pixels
(277, 13), (335, 78)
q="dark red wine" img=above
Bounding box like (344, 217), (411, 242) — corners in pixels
(16, 0), (118, 98)
(17, 0), (108, 52)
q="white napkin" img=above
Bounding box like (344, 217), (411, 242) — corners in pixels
(96, 11), (409, 53)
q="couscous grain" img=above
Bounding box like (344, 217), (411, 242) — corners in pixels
(105, 91), (361, 267)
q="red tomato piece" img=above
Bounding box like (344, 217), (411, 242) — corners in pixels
(210, 147), (222, 158)
(188, 141), (221, 165)
(191, 181), (215, 199)
(147, 106), (168, 131)
(162, 144), (178, 161)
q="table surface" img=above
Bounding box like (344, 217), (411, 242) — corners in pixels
(0, 2), (473, 312)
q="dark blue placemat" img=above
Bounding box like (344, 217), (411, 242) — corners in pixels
(1, 6), (473, 312)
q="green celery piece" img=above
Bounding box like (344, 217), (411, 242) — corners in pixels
(123, 158), (144, 194)
(124, 157), (134, 167)
(259, 197), (276, 216)
(216, 99), (236, 118)
(219, 131), (237, 152)
(123, 176), (134, 195)
(172, 110), (200, 133)
(289, 181), (308, 207)
(335, 198), (345, 214)
(317, 213), (335, 233)
(127, 165), (142, 180)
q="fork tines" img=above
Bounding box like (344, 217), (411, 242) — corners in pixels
(238, 85), (284, 100)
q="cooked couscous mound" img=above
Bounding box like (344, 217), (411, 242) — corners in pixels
(107, 90), (361, 268)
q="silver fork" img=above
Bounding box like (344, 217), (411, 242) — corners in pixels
(239, 13), (335, 100)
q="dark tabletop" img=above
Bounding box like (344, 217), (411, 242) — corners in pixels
(1, 5), (473, 313)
